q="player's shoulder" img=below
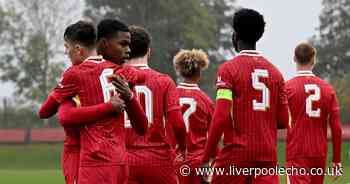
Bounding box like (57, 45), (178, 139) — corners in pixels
(315, 77), (336, 93)
(219, 58), (236, 71)
(198, 89), (214, 104)
(258, 56), (284, 77)
(61, 65), (80, 78)
(143, 68), (173, 82)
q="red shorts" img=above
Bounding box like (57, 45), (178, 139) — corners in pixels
(211, 159), (279, 184)
(286, 158), (326, 184)
(62, 150), (80, 184)
(128, 165), (177, 184)
(78, 165), (128, 184)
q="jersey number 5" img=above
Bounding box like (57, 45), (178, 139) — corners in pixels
(251, 69), (270, 111)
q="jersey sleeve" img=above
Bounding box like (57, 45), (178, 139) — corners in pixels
(115, 66), (146, 86)
(277, 79), (290, 129)
(206, 97), (215, 127)
(51, 68), (80, 103)
(216, 64), (234, 101)
(216, 64), (233, 90)
(165, 78), (181, 113)
(328, 88), (342, 163)
(58, 100), (117, 127)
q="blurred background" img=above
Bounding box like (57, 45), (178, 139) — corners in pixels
(0, 0), (349, 183)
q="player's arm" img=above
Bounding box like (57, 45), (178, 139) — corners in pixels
(329, 90), (342, 165)
(165, 79), (186, 152)
(277, 80), (290, 129)
(111, 74), (148, 135)
(38, 94), (60, 118)
(202, 88), (232, 163)
(58, 95), (125, 127)
(124, 94), (148, 135)
(38, 68), (79, 119)
(202, 65), (233, 163)
(115, 65), (146, 86)
(167, 109), (187, 152)
(207, 99), (221, 155)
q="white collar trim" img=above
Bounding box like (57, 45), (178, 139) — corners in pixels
(85, 55), (105, 63)
(177, 83), (200, 90)
(130, 64), (150, 69)
(296, 70), (315, 77)
(239, 50), (263, 57)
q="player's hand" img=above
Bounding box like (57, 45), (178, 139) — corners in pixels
(200, 161), (211, 184)
(331, 162), (343, 181)
(110, 74), (133, 101)
(109, 95), (125, 114)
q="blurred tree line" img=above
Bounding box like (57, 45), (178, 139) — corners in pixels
(84, 0), (236, 96)
(312, 0), (350, 122)
(0, 0), (236, 128)
(0, 0), (349, 128)
(0, 0), (82, 128)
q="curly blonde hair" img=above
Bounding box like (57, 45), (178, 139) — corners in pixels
(173, 49), (209, 78)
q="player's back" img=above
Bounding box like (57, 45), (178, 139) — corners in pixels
(286, 71), (337, 160)
(176, 83), (214, 161)
(60, 57), (128, 166)
(126, 64), (180, 167)
(217, 50), (285, 161)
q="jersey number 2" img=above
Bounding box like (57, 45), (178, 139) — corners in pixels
(305, 84), (321, 118)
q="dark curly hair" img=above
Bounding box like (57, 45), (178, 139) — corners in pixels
(97, 19), (129, 41)
(233, 8), (265, 43)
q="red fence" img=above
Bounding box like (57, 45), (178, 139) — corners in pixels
(0, 125), (350, 143)
(0, 128), (64, 143)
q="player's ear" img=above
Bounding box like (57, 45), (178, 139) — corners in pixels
(293, 56), (297, 64)
(99, 38), (108, 50)
(147, 48), (152, 58)
(311, 56), (317, 66)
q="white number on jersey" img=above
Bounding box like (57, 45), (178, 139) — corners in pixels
(125, 85), (153, 128)
(304, 84), (321, 118)
(99, 68), (116, 102)
(179, 97), (197, 132)
(251, 69), (270, 111)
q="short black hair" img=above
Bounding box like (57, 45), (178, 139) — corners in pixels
(129, 25), (151, 59)
(97, 19), (129, 41)
(64, 20), (96, 49)
(233, 8), (265, 43)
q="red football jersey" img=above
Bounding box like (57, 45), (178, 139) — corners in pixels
(177, 83), (214, 161)
(286, 71), (341, 161)
(61, 97), (82, 153)
(216, 50), (288, 162)
(51, 56), (140, 167)
(125, 64), (180, 167)
(62, 127), (80, 152)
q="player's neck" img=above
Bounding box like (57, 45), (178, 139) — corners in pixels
(83, 50), (98, 61)
(296, 64), (313, 72)
(237, 41), (256, 52)
(184, 77), (200, 84)
(127, 56), (148, 66)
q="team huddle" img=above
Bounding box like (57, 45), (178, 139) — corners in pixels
(38, 8), (342, 184)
